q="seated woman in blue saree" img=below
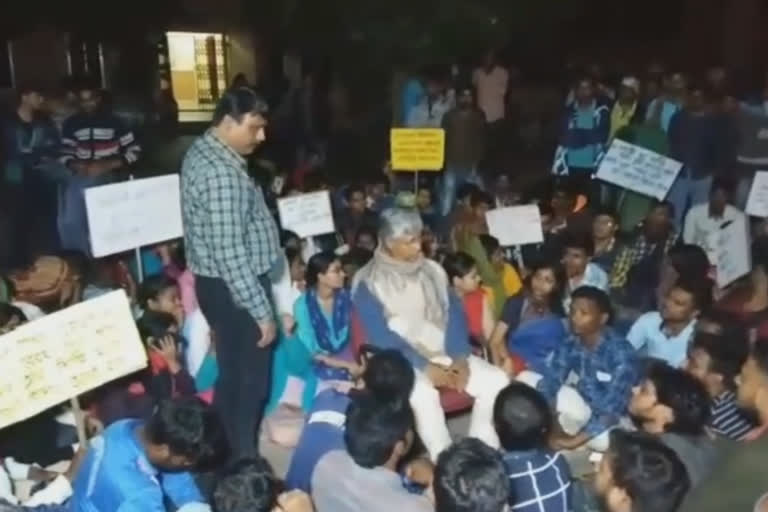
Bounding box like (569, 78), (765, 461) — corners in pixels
(265, 246), (315, 415)
(489, 260), (568, 375)
(294, 251), (359, 394)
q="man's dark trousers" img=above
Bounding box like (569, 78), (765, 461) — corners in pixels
(195, 274), (273, 459)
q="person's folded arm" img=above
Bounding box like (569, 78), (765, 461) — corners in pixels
(352, 283), (428, 369)
(206, 171), (272, 322)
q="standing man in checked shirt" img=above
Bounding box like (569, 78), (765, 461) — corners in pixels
(181, 88), (281, 459)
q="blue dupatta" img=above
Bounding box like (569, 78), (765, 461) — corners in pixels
(508, 314), (567, 374)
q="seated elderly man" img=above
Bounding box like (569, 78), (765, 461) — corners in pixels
(352, 207), (509, 460)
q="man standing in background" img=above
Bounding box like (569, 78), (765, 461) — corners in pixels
(2, 85), (61, 265)
(58, 79), (141, 254)
(181, 87), (280, 459)
(440, 85), (486, 217)
(473, 49), (508, 167)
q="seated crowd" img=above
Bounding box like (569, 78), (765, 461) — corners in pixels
(2, 66), (768, 512)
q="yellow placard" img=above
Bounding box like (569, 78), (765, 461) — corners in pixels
(0, 290), (147, 429)
(390, 128), (445, 171)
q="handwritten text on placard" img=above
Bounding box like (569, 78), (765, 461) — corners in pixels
(0, 291), (146, 429)
(85, 175), (183, 258)
(277, 191), (335, 239)
(486, 205), (545, 246)
(390, 128), (445, 171)
(596, 140), (682, 200)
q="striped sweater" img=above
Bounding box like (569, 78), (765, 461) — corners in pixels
(59, 112), (140, 165)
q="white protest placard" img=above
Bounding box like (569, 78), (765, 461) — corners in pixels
(745, 171), (768, 217)
(277, 190), (335, 238)
(85, 175), (183, 258)
(0, 290), (146, 429)
(714, 218), (751, 288)
(485, 205), (544, 246)
(596, 139), (683, 200)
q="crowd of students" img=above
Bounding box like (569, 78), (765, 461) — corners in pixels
(1, 57), (768, 512)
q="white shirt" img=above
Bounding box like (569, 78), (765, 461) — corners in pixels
(626, 311), (695, 367)
(683, 204), (747, 264)
(562, 263), (608, 311)
(472, 66), (508, 122)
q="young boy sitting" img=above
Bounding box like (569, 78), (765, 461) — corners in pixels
(626, 278), (709, 368)
(685, 332), (757, 440)
(627, 362), (717, 486)
(594, 430), (689, 512)
(561, 233), (608, 311)
(284, 348), (415, 492)
(494, 383), (572, 512)
(538, 286), (639, 451)
(70, 397), (228, 512)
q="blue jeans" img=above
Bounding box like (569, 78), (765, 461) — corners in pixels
(439, 164), (482, 217)
(666, 172), (712, 229)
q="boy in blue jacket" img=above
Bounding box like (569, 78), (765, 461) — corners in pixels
(70, 397), (227, 512)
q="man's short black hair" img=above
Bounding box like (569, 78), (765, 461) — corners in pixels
(456, 183), (479, 203)
(571, 286), (613, 322)
(478, 234), (501, 259)
(648, 199), (674, 218)
(212, 457), (279, 512)
(280, 230), (300, 248)
(341, 247), (374, 268)
(692, 332), (748, 389)
(608, 430), (690, 512)
(433, 438), (510, 512)
(443, 252), (476, 282)
(138, 274), (178, 310)
(667, 244), (711, 282)
(212, 87), (269, 125)
(16, 83), (42, 100)
(709, 176), (735, 197)
(671, 276), (712, 312)
(145, 397), (229, 470)
(646, 362), (711, 436)
(593, 206), (619, 223)
(362, 349), (415, 403)
(562, 232), (595, 257)
(343, 393), (413, 468)
(470, 189), (493, 209)
(354, 225), (378, 244)
(137, 310), (178, 341)
(494, 382), (552, 451)
(345, 183), (366, 201)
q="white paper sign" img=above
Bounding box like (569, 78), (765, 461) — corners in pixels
(85, 175), (183, 258)
(596, 139), (683, 200)
(0, 290), (146, 429)
(277, 191), (335, 238)
(715, 219), (751, 288)
(485, 205), (544, 246)
(745, 171), (768, 217)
